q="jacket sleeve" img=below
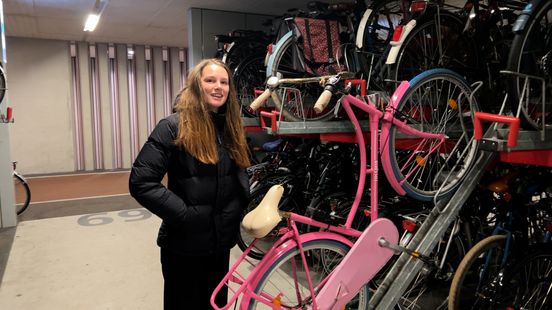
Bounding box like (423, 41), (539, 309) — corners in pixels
(128, 117), (189, 226)
(237, 167), (250, 199)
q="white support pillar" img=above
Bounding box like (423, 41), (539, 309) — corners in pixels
(0, 0), (16, 228)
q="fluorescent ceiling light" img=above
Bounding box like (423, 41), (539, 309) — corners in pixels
(83, 0), (108, 32)
(84, 13), (100, 32)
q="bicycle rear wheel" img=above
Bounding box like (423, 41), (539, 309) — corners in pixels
(507, 0), (552, 130)
(246, 239), (369, 309)
(385, 68), (479, 201)
(234, 55), (266, 117)
(14, 173), (31, 215)
(448, 235), (508, 310)
(391, 11), (479, 84)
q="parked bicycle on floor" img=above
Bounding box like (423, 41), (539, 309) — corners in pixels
(13, 161), (31, 215)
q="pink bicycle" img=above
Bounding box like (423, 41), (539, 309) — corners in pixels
(211, 68), (479, 309)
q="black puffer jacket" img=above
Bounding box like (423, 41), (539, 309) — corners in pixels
(129, 113), (249, 255)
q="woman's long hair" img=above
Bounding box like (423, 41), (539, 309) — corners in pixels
(174, 59), (250, 168)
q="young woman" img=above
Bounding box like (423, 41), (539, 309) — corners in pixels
(129, 58), (250, 309)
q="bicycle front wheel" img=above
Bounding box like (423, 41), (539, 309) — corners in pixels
(385, 68), (479, 201)
(266, 31), (338, 122)
(448, 235), (508, 310)
(14, 173), (31, 215)
(246, 239), (369, 309)
(507, 0), (552, 130)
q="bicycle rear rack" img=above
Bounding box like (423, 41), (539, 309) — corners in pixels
(211, 238), (273, 310)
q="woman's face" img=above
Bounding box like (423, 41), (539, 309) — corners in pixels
(200, 63), (229, 112)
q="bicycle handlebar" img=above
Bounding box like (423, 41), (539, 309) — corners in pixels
(313, 89), (334, 113)
(250, 72), (354, 111)
(250, 89), (272, 111)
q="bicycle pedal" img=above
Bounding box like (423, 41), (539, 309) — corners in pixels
(379, 238), (435, 265)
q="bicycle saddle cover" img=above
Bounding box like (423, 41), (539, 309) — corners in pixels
(241, 185), (283, 238)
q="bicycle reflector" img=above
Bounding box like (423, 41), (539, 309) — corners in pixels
(267, 43), (273, 55)
(402, 219), (418, 233)
(410, 1), (428, 13)
(392, 25), (404, 42)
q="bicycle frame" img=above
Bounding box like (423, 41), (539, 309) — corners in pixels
(212, 79), (449, 309)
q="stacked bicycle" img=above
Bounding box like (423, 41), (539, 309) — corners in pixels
(211, 67), (479, 309)
(256, 0), (410, 121)
(211, 0), (552, 308)
(448, 164), (552, 309)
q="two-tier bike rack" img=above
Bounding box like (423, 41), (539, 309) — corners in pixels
(241, 95), (552, 308)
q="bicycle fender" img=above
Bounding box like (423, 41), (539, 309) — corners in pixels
(314, 218), (399, 310)
(266, 31), (294, 77)
(355, 8), (373, 49)
(276, 232), (355, 260)
(379, 81), (410, 196)
(386, 19), (417, 65)
(221, 42), (235, 63)
(512, 2), (535, 34)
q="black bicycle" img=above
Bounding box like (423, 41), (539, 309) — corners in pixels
(13, 161), (31, 215)
(507, 0), (552, 130)
(0, 64), (6, 103)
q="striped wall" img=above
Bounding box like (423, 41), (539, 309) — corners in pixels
(7, 37), (187, 175)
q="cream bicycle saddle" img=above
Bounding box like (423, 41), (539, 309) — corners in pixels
(241, 184), (283, 238)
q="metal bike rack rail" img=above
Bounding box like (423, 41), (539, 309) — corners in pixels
(248, 108), (552, 308)
(369, 143), (497, 309)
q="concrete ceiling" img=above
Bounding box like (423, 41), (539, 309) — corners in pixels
(3, 0), (317, 48)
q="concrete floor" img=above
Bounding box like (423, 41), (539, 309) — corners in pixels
(0, 197), (164, 309)
(0, 170), (248, 310)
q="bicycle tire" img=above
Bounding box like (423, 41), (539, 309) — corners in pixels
(225, 38), (269, 72)
(266, 31), (338, 122)
(499, 243), (552, 309)
(246, 239), (369, 309)
(507, 0), (552, 130)
(0, 65), (6, 103)
(237, 177), (301, 260)
(448, 234), (508, 310)
(14, 172), (31, 215)
(385, 68), (479, 201)
(391, 11), (479, 84)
